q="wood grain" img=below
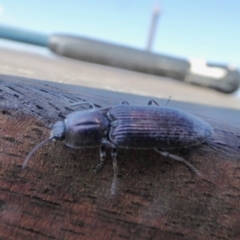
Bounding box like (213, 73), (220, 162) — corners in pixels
(0, 77), (240, 240)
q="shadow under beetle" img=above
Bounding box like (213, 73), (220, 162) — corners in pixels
(23, 100), (213, 192)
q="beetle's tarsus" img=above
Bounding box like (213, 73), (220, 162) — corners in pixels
(154, 148), (202, 177)
(111, 175), (117, 195)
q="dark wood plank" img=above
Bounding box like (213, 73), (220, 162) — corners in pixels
(0, 76), (240, 240)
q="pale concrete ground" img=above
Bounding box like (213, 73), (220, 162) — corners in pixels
(0, 41), (239, 126)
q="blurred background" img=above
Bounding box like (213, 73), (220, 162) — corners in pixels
(0, 0), (240, 98)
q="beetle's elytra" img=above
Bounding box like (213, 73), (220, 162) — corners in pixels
(23, 100), (213, 187)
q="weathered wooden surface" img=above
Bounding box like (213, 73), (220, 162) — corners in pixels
(0, 76), (240, 239)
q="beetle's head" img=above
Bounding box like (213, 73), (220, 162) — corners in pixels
(51, 121), (65, 140)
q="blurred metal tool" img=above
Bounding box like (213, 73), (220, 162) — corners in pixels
(0, 25), (239, 93)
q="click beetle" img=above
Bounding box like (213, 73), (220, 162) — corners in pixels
(23, 100), (213, 190)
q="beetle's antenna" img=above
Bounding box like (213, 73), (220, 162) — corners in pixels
(22, 137), (54, 169)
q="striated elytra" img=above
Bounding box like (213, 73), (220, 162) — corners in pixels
(107, 105), (212, 150)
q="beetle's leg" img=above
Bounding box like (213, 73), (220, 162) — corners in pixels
(154, 148), (202, 177)
(70, 102), (96, 109)
(101, 138), (116, 148)
(121, 100), (129, 105)
(148, 97), (171, 106)
(147, 99), (159, 106)
(111, 148), (118, 195)
(61, 95), (96, 109)
(165, 96), (171, 106)
(111, 148), (118, 177)
(93, 146), (106, 173)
